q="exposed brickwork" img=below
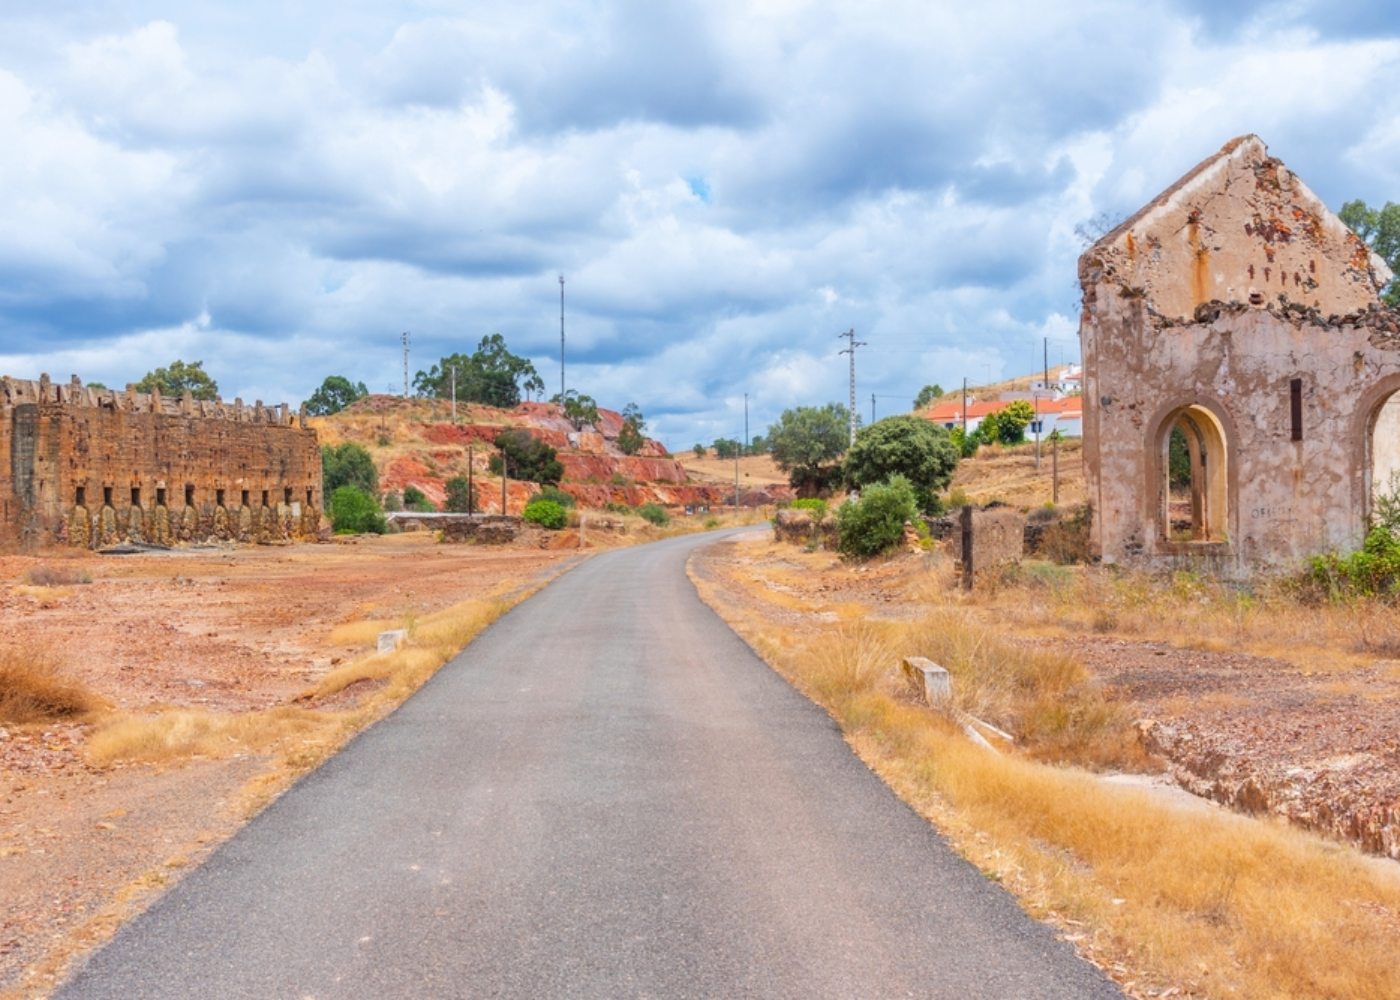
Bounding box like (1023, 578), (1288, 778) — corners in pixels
(1, 374), (321, 549)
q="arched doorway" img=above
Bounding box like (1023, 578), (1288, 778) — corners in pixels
(1367, 391), (1400, 526)
(1158, 405), (1230, 543)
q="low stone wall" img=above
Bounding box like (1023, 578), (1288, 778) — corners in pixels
(436, 514), (522, 545)
(773, 509), (836, 548)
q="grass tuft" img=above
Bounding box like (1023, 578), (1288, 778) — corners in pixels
(0, 649), (105, 724)
(23, 564), (93, 586)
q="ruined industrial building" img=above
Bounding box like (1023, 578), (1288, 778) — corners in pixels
(1, 375), (321, 549)
(1078, 134), (1400, 573)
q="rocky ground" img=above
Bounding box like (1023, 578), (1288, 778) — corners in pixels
(1039, 635), (1400, 859)
(0, 533), (578, 997)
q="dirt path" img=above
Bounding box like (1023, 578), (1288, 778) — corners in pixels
(0, 533), (577, 997)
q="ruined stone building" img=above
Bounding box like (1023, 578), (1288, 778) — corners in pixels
(1078, 135), (1399, 573)
(1, 375), (322, 549)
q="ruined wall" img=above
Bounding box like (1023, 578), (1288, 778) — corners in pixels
(1, 375), (321, 549)
(1079, 135), (1398, 573)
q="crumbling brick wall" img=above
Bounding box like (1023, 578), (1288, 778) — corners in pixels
(1078, 135), (1399, 574)
(1, 374), (321, 549)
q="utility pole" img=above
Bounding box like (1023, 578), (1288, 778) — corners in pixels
(962, 377), (968, 436)
(450, 366), (456, 424)
(500, 454), (508, 515)
(838, 328), (865, 445)
(734, 445), (740, 509)
(467, 445), (475, 515)
(743, 393), (749, 458)
(401, 331), (410, 398)
(871, 392), (876, 425)
(559, 274), (566, 399)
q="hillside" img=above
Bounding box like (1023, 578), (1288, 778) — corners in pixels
(312, 396), (791, 514)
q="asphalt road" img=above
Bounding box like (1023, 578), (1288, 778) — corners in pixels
(57, 529), (1122, 999)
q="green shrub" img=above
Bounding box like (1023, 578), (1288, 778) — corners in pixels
(636, 502), (670, 526)
(835, 476), (917, 558)
(402, 485), (435, 512)
(789, 497), (828, 518)
(703, 516), (721, 529)
(523, 498), (568, 530)
(444, 476), (475, 513)
(1306, 525), (1400, 599)
(532, 485), (576, 508)
(322, 442), (378, 495)
(604, 501), (632, 515)
(382, 490), (403, 512)
(329, 485), (387, 535)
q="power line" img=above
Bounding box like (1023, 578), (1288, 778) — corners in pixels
(837, 328), (866, 445)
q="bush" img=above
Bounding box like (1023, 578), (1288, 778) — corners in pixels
(1306, 525), (1400, 599)
(444, 477), (475, 513)
(402, 485), (435, 512)
(522, 498), (568, 530)
(531, 485), (576, 509)
(636, 502), (670, 526)
(489, 429), (563, 485)
(789, 497), (829, 519)
(843, 414), (958, 514)
(322, 442), (378, 495)
(24, 565), (92, 586)
(835, 476), (917, 558)
(382, 490), (403, 512)
(329, 485), (387, 535)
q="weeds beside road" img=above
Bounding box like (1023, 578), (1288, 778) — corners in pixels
(691, 533), (1400, 1000)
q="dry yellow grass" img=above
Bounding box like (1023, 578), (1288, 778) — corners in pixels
(0, 649), (105, 724)
(325, 618), (399, 648)
(693, 542), (1400, 1000)
(84, 577), (537, 776)
(980, 561), (1400, 675)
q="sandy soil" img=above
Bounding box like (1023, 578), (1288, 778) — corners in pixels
(0, 533), (578, 997)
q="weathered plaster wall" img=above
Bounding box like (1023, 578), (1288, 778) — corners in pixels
(1079, 136), (1398, 573)
(2, 375), (321, 549)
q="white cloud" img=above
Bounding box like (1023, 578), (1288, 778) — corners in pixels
(0, 2), (1397, 447)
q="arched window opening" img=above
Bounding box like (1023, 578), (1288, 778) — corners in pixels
(1159, 406), (1229, 544)
(1368, 392), (1400, 529)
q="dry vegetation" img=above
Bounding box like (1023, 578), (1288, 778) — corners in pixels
(692, 535), (1400, 999)
(0, 649), (104, 726)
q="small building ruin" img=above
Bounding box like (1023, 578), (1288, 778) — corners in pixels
(1079, 134), (1399, 573)
(1, 374), (322, 549)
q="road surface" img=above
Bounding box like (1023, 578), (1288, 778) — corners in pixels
(58, 529), (1122, 999)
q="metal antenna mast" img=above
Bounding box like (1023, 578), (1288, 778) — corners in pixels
(837, 328), (866, 445)
(401, 331), (410, 398)
(559, 274), (566, 399)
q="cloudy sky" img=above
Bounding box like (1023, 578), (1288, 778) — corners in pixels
(1, 2), (1398, 448)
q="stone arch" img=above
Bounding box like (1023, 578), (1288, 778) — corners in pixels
(1354, 373), (1400, 532)
(1148, 400), (1235, 547)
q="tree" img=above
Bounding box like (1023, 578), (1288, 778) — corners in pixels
(767, 403), (850, 496)
(835, 476), (918, 558)
(135, 360), (218, 401)
(618, 402), (646, 455)
(444, 476), (475, 513)
(552, 390), (600, 431)
(329, 485), (387, 534)
(980, 400), (1036, 445)
(322, 443), (378, 495)
(712, 438), (741, 460)
(1339, 199), (1400, 307)
(692, 443), (706, 459)
(305, 375), (368, 416)
(912, 384), (944, 410)
(489, 429), (564, 485)
(749, 434), (768, 455)
(414, 334), (545, 407)
(843, 415), (958, 515)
